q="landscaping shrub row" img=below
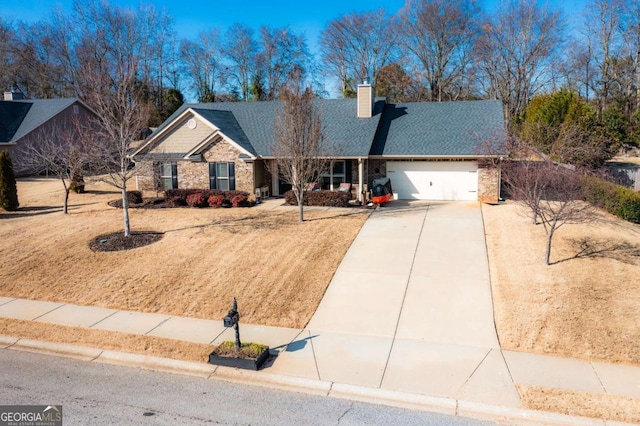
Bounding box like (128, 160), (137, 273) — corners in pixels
(582, 176), (640, 223)
(165, 188), (253, 208)
(284, 190), (351, 207)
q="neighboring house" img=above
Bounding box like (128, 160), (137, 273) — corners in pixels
(0, 90), (96, 175)
(132, 84), (507, 203)
(606, 161), (640, 192)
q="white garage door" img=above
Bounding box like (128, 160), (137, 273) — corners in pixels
(386, 161), (478, 201)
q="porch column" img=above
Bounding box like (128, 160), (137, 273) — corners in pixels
(358, 158), (364, 203)
(271, 160), (280, 196)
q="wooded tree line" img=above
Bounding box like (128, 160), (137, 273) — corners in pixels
(2, 0), (640, 141)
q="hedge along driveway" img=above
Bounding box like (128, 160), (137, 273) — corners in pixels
(582, 175), (640, 223)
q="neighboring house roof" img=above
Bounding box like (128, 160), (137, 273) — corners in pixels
(370, 100), (507, 157)
(0, 101), (32, 143)
(0, 98), (85, 144)
(140, 98), (507, 160)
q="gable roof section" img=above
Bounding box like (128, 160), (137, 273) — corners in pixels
(0, 98), (82, 144)
(0, 101), (32, 143)
(191, 108), (256, 156)
(146, 98), (386, 158)
(370, 100), (507, 157)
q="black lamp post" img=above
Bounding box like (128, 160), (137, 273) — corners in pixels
(223, 297), (241, 353)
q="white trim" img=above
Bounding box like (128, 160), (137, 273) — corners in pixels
(358, 158), (364, 203)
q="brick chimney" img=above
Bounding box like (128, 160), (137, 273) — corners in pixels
(357, 81), (373, 118)
(3, 87), (25, 101)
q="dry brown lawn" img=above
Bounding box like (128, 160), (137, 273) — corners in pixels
(483, 201), (640, 365)
(0, 318), (212, 363)
(518, 385), (640, 423)
(0, 178), (369, 329)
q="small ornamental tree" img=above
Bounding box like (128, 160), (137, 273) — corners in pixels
(504, 160), (594, 265)
(18, 120), (88, 214)
(0, 150), (19, 211)
(271, 69), (326, 222)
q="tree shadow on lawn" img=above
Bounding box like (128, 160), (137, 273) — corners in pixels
(83, 189), (120, 195)
(1, 205), (62, 218)
(162, 212), (288, 235)
(162, 210), (368, 235)
(554, 237), (640, 265)
(300, 209), (371, 222)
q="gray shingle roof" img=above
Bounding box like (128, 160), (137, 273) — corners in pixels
(0, 101), (32, 142)
(0, 98), (79, 143)
(149, 99), (506, 159)
(370, 100), (507, 156)
(153, 99), (386, 157)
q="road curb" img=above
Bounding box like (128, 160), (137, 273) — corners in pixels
(6, 337), (102, 361)
(1, 336), (636, 426)
(329, 383), (457, 415)
(457, 400), (606, 426)
(96, 350), (216, 378)
(0, 334), (19, 348)
(212, 366), (333, 396)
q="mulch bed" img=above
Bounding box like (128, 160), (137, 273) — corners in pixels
(89, 231), (164, 252)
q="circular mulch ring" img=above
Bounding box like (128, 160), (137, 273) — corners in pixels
(89, 231), (164, 252)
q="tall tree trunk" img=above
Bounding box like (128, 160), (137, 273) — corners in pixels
(121, 186), (131, 237)
(63, 188), (70, 214)
(297, 189), (304, 222)
(545, 227), (555, 266)
(61, 178), (70, 214)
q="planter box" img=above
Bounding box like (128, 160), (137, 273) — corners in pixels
(208, 347), (270, 371)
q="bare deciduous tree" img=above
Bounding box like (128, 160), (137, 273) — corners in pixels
(271, 72), (325, 222)
(0, 18), (15, 91)
(180, 30), (221, 102)
(257, 26), (310, 101)
(475, 0), (564, 125)
(504, 160), (593, 265)
(223, 23), (258, 102)
(320, 9), (397, 96)
(398, 0), (480, 102)
(18, 119), (87, 214)
(584, 0), (624, 117)
(63, 0), (153, 237)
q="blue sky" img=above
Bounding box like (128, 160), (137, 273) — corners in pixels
(1, 0), (584, 42)
(2, 0), (406, 41)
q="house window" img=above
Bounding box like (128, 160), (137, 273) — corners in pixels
(320, 160), (346, 190)
(209, 162), (236, 190)
(159, 162), (178, 190)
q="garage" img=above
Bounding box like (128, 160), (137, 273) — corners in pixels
(386, 161), (478, 201)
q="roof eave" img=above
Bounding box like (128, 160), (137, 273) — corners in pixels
(368, 154), (505, 159)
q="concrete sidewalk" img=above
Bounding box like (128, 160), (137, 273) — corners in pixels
(2, 296), (640, 424)
(2, 201), (640, 424)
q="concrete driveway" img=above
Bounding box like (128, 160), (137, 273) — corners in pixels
(280, 201), (519, 405)
(308, 201), (498, 347)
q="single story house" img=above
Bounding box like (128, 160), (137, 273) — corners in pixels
(131, 84), (506, 203)
(0, 90), (96, 175)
